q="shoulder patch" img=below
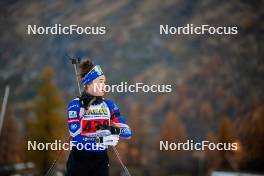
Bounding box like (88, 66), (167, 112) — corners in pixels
(68, 111), (78, 118)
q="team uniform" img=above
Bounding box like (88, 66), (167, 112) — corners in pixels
(66, 64), (132, 176)
(66, 94), (132, 176)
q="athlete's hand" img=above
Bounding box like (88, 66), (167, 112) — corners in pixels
(96, 129), (111, 137)
(96, 127), (120, 136)
(109, 126), (121, 135)
(102, 135), (119, 146)
(96, 135), (119, 147)
(96, 130), (119, 146)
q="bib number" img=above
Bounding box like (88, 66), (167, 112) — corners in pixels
(81, 118), (109, 135)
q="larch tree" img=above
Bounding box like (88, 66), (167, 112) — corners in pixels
(27, 67), (66, 174)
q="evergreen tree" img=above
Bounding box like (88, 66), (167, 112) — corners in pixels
(27, 67), (66, 174)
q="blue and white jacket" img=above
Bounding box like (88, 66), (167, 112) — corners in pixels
(67, 96), (132, 151)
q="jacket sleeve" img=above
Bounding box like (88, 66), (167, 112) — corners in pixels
(67, 98), (83, 137)
(105, 99), (132, 139)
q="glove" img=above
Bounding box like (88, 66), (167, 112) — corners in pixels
(109, 126), (121, 135)
(96, 127), (120, 135)
(96, 129), (111, 137)
(101, 135), (119, 146)
(96, 130), (119, 146)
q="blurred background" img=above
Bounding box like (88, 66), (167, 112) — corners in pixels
(0, 0), (263, 175)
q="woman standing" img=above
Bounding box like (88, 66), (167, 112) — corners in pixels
(66, 60), (132, 176)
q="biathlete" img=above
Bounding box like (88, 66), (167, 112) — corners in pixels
(66, 59), (132, 176)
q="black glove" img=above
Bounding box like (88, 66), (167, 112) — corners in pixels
(109, 126), (121, 135)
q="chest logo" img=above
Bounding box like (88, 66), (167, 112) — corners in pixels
(85, 108), (108, 115)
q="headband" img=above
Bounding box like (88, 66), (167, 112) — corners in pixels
(81, 65), (104, 85)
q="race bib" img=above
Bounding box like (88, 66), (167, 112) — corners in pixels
(81, 118), (110, 135)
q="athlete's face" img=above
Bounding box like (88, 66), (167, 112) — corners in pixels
(85, 75), (106, 96)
